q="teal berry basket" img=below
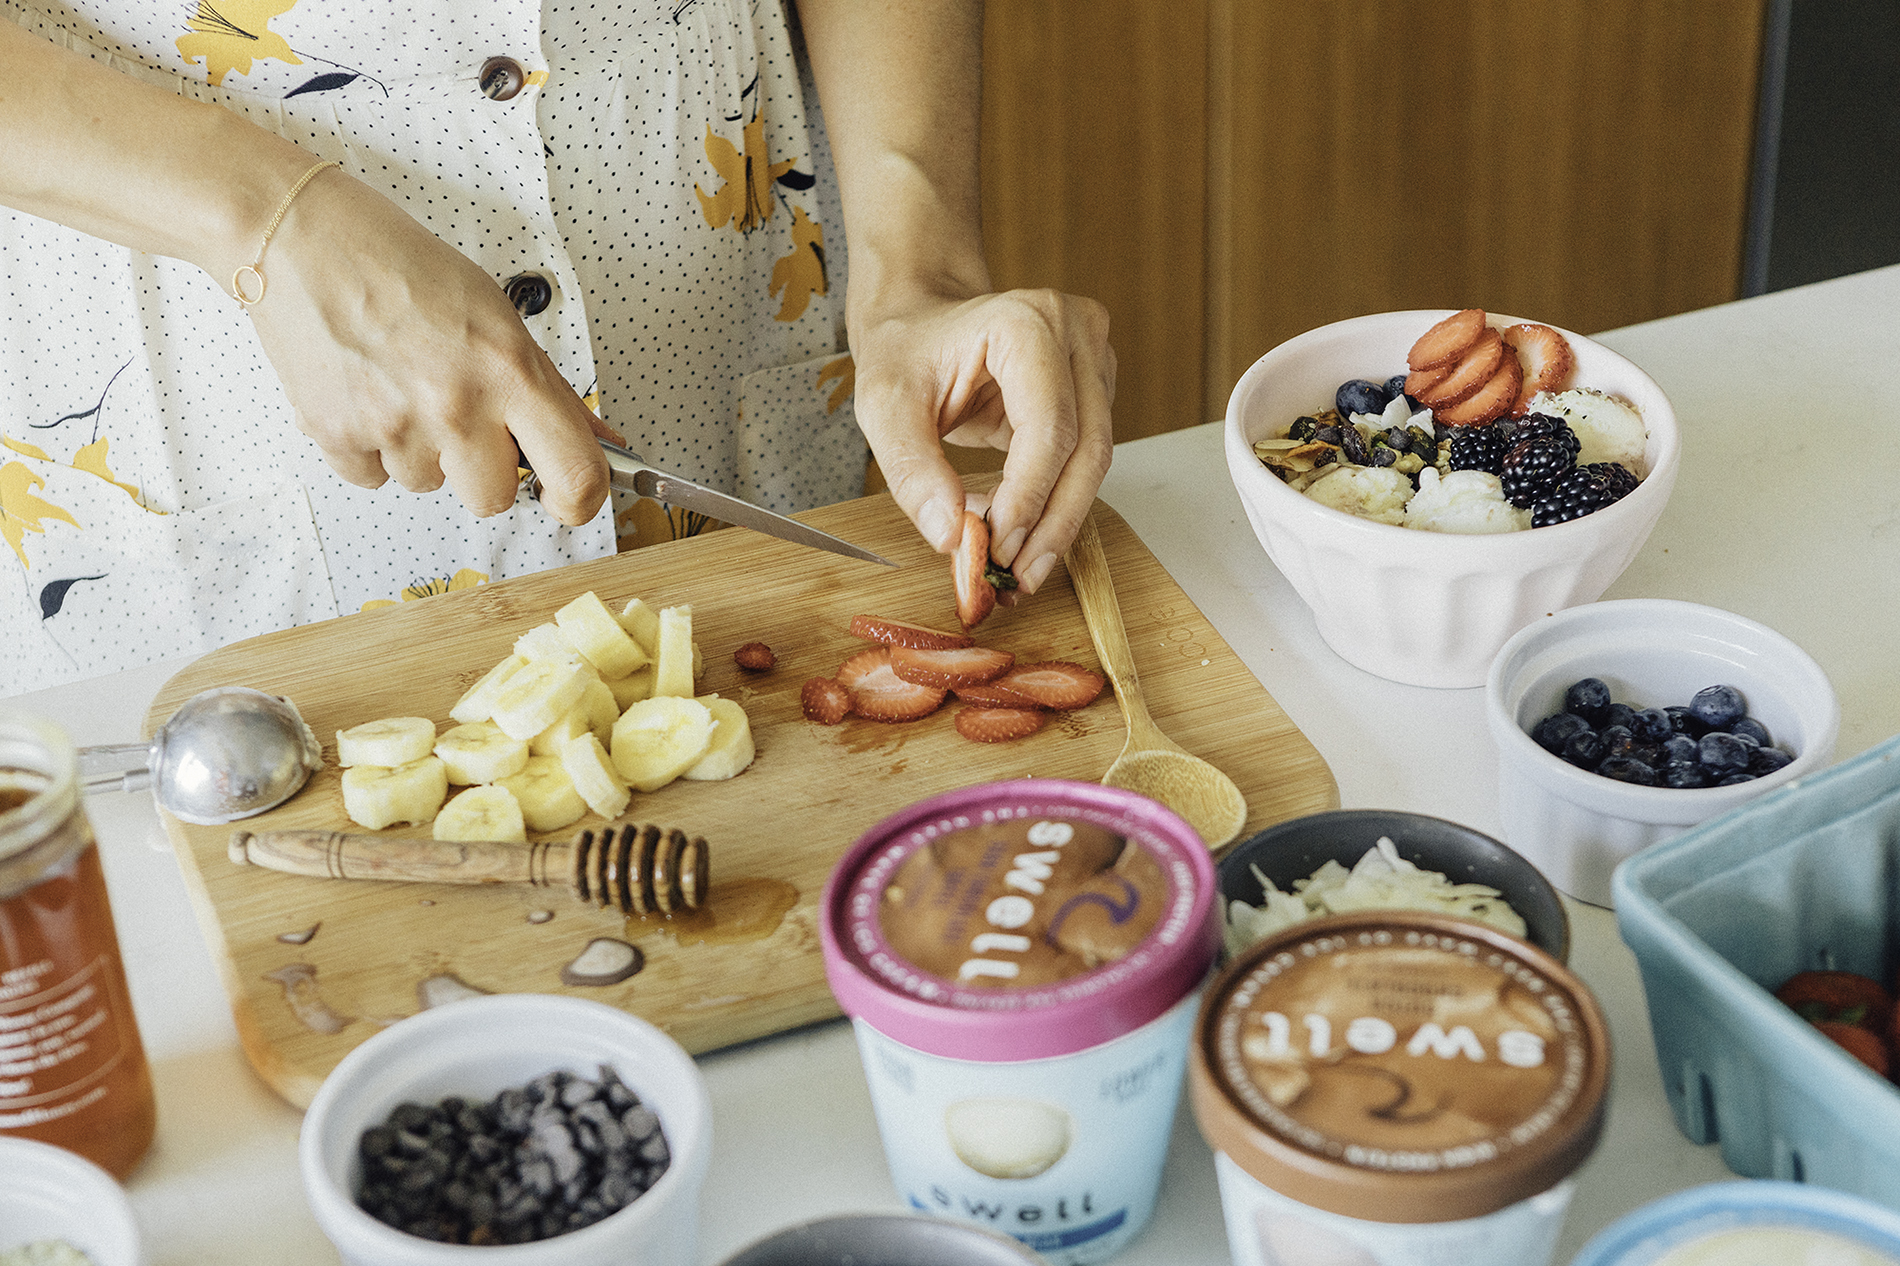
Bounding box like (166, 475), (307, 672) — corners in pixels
(1613, 731), (1900, 1208)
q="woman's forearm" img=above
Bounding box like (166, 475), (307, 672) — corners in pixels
(793, 0), (991, 326)
(0, 18), (317, 284)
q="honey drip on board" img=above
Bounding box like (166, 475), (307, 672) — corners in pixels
(623, 877), (797, 946)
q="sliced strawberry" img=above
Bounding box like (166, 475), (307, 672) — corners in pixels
(1407, 308), (1487, 372)
(848, 614), (974, 650)
(800, 676), (851, 725)
(988, 661), (1105, 711)
(955, 706), (1046, 743)
(1403, 362), (1450, 401)
(952, 681), (1042, 708)
(1413, 328), (1503, 409)
(1501, 323), (1575, 415)
(890, 644), (1015, 690)
(1815, 1020), (1891, 1077)
(954, 511), (997, 631)
(836, 647), (947, 722)
(1434, 352), (1522, 427)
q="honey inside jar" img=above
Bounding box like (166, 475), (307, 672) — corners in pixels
(1, 737), (158, 1178)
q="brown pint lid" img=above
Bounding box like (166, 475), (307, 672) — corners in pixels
(1188, 911), (1610, 1224)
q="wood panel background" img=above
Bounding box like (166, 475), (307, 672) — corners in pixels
(975, 0), (1767, 445)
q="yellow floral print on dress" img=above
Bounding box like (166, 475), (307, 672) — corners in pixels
(360, 567), (488, 611)
(769, 205), (827, 323)
(694, 108), (798, 235)
(177, 0), (303, 87)
(817, 355), (855, 415)
(0, 462), (81, 568)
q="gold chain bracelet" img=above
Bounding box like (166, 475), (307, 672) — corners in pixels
(230, 158), (341, 307)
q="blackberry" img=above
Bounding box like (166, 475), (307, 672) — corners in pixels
(1501, 412), (1580, 457)
(1501, 434), (1577, 508)
(1446, 423), (1509, 475)
(1530, 465), (1616, 526)
(1583, 461), (1639, 502)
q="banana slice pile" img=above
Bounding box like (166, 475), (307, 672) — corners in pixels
(336, 590), (755, 839)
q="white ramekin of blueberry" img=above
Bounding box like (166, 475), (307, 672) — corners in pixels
(1485, 599), (1840, 907)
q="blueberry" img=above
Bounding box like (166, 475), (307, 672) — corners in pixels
(1598, 755), (1661, 785)
(1601, 724), (1637, 759)
(1690, 684), (1747, 732)
(1663, 762), (1711, 789)
(1698, 731), (1752, 775)
(1665, 705), (1701, 736)
(1731, 716), (1771, 747)
(1384, 373), (1411, 404)
(1562, 729), (1607, 770)
(1603, 703), (1637, 733)
(1661, 734), (1700, 765)
(1631, 708), (1674, 744)
(1336, 379), (1392, 418)
(1749, 747), (1794, 776)
(1716, 773), (1759, 786)
(1564, 678), (1613, 724)
(1532, 712), (1591, 755)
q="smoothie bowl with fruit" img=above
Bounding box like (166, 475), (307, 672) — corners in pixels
(1223, 309), (1679, 689)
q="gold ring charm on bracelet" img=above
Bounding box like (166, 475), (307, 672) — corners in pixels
(230, 158), (341, 308)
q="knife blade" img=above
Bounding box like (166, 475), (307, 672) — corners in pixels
(553, 439), (897, 567)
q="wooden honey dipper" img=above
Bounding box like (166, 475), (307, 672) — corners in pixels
(227, 822), (709, 916)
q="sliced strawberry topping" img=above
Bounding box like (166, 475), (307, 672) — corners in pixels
(848, 614), (974, 650)
(953, 511), (997, 631)
(1413, 328), (1503, 409)
(1407, 308), (1487, 372)
(890, 644), (1015, 690)
(1434, 352), (1522, 427)
(955, 706), (1046, 743)
(835, 647), (947, 722)
(1501, 323), (1575, 415)
(989, 661), (1105, 711)
(800, 676), (851, 725)
(1403, 362), (1449, 401)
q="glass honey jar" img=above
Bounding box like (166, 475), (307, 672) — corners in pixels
(0, 710), (156, 1178)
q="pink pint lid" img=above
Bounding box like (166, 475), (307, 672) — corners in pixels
(819, 779), (1220, 1062)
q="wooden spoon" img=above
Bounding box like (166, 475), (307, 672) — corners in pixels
(1064, 509), (1249, 850)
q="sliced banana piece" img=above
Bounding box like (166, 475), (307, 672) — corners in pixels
(617, 598), (662, 657)
(341, 756), (448, 830)
(514, 621), (582, 664)
(529, 678), (619, 756)
(557, 590), (648, 680)
(489, 656), (594, 741)
(434, 721), (530, 786)
(336, 716), (438, 768)
(499, 755), (588, 833)
(449, 654), (527, 725)
(433, 784), (527, 843)
(561, 733), (631, 820)
(681, 695), (755, 781)
(607, 665), (655, 711)
(652, 604), (695, 698)
(611, 695), (713, 792)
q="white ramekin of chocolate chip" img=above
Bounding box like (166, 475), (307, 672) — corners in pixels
(1485, 598), (1840, 907)
(298, 993), (710, 1266)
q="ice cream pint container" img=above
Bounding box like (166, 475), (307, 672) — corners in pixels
(1569, 1181), (1900, 1266)
(819, 780), (1220, 1265)
(1189, 910), (1610, 1266)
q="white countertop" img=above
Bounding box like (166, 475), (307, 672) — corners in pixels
(9, 263), (1899, 1265)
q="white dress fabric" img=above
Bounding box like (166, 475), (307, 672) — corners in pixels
(0, 0), (861, 694)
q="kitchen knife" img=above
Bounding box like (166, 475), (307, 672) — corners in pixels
(527, 439), (898, 567)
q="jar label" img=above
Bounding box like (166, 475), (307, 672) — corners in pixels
(0, 953), (130, 1129)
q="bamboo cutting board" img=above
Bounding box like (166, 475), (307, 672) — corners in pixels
(147, 487), (1337, 1107)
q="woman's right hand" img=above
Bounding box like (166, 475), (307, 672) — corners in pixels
(240, 166), (612, 527)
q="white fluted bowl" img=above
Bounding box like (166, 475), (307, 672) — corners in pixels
(1224, 310), (1680, 688)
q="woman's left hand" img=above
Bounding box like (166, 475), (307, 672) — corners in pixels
(850, 283), (1117, 596)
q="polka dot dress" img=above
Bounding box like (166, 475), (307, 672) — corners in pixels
(0, 0), (862, 693)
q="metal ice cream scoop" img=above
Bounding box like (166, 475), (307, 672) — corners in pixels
(80, 687), (323, 825)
